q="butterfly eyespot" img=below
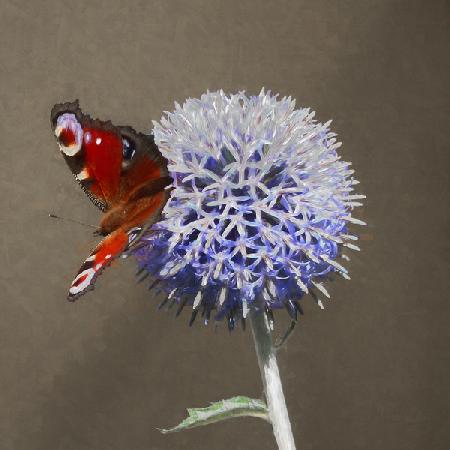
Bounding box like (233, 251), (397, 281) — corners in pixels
(122, 137), (136, 161)
(54, 113), (83, 157)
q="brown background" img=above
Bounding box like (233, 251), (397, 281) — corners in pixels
(0, 1), (448, 449)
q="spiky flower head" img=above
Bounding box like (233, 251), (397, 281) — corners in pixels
(132, 89), (365, 328)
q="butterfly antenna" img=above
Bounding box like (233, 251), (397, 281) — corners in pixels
(48, 213), (97, 230)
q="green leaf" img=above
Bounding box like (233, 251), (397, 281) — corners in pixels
(159, 396), (269, 434)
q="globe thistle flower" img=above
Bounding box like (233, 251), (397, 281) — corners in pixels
(131, 89), (365, 328)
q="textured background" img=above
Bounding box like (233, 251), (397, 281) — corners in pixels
(0, 1), (448, 449)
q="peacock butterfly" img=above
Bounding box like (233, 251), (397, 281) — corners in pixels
(50, 100), (172, 301)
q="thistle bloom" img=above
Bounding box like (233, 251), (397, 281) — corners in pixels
(132, 89), (365, 327)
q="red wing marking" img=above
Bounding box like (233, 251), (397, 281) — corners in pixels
(59, 128), (77, 147)
(82, 127), (123, 205)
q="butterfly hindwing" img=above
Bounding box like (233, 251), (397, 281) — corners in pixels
(68, 228), (129, 300)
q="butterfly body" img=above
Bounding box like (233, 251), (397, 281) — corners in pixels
(51, 101), (171, 300)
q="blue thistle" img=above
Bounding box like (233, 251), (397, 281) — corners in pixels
(131, 89), (365, 328)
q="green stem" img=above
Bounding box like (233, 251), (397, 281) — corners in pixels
(250, 310), (297, 450)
